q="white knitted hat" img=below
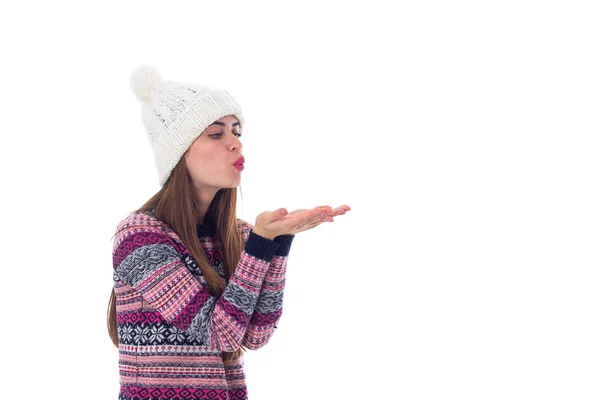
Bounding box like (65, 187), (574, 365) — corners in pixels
(130, 65), (245, 186)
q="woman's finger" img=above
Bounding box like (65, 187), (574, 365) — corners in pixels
(287, 209), (307, 216)
(330, 205), (351, 216)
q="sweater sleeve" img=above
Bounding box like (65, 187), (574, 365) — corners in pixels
(238, 220), (295, 349)
(112, 222), (280, 352)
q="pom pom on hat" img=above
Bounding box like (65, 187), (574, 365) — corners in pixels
(130, 65), (164, 103)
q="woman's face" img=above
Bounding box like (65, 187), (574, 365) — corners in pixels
(183, 115), (244, 191)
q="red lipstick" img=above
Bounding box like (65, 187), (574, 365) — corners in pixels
(233, 156), (245, 171)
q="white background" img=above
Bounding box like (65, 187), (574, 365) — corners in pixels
(1, 0), (599, 399)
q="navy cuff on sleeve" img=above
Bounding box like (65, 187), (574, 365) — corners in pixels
(245, 230), (281, 262)
(273, 234), (295, 257)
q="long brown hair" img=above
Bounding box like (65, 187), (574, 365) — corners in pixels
(107, 155), (247, 363)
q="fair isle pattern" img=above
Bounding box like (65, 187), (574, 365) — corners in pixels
(242, 255), (287, 349)
(113, 211), (293, 400)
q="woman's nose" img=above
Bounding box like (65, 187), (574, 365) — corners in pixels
(229, 132), (242, 150)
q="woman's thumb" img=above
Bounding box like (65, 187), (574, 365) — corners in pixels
(259, 208), (288, 225)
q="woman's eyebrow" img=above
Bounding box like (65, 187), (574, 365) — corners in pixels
(209, 122), (240, 127)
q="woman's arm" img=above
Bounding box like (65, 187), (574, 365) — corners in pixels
(112, 217), (280, 352)
(238, 220), (295, 349)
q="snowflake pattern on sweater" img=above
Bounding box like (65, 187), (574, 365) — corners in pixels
(112, 210), (294, 400)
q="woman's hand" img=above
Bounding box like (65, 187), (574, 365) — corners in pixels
(253, 205), (351, 240)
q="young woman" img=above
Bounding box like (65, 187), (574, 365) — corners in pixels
(107, 65), (350, 400)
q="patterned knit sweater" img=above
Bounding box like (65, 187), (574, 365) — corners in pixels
(112, 210), (294, 400)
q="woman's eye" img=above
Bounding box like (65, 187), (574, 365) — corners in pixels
(209, 132), (242, 139)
